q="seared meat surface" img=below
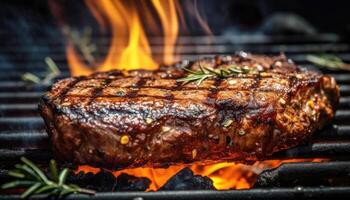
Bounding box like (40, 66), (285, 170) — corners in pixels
(39, 53), (339, 170)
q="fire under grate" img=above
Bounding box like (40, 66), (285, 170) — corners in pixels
(1, 34), (350, 199)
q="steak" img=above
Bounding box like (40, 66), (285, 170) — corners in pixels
(39, 53), (339, 170)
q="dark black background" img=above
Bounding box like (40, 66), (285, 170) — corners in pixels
(0, 0), (350, 37)
(0, 0), (349, 71)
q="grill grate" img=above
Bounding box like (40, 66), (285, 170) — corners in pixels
(1, 34), (350, 199)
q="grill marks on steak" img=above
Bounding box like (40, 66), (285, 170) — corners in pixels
(39, 53), (339, 170)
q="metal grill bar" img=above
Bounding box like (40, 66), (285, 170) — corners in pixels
(1, 34), (350, 198)
(1, 187), (350, 200)
(2, 43), (350, 55)
(255, 162), (350, 187)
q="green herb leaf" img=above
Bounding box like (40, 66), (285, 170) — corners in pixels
(0, 157), (95, 198)
(306, 54), (350, 71)
(76, 187), (96, 195)
(1, 181), (36, 189)
(21, 157), (49, 184)
(22, 57), (61, 85)
(21, 73), (41, 84)
(45, 57), (60, 75)
(64, 26), (96, 65)
(58, 168), (69, 186)
(7, 171), (26, 179)
(177, 62), (250, 85)
(49, 160), (59, 182)
(20, 182), (41, 199)
(35, 184), (57, 194)
(15, 164), (41, 181)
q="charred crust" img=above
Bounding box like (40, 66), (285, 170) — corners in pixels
(39, 53), (340, 170)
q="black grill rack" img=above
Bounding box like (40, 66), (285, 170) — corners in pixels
(1, 34), (350, 199)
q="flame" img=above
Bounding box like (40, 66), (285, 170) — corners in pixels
(63, 1), (326, 192)
(77, 158), (325, 191)
(66, 0), (180, 76)
(152, 0), (179, 64)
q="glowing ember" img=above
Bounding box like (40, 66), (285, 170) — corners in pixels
(77, 159), (326, 191)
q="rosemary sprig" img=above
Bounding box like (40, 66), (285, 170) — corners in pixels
(177, 63), (251, 85)
(21, 57), (61, 85)
(306, 54), (350, 71)
(21, 73), (41, 84)
(63, 26), (96, 65)
(1, 157), (95, 199)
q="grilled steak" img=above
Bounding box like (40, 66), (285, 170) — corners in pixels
(39, 53), (339, 170)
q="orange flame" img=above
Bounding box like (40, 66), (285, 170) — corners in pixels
(66, 0), (180, 76)
(77, 159), (325, 191)
(66, 2), (326, 192)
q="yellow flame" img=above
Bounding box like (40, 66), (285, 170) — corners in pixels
(67, 0), (180, 76)
(152, 0), (179, 64)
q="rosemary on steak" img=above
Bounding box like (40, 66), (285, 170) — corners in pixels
(177, 63), (251, 85)
(306, 54), (350, 71)
(1, 157), (95, 198)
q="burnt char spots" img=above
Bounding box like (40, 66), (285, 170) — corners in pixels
(39, 53), (339, 170)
